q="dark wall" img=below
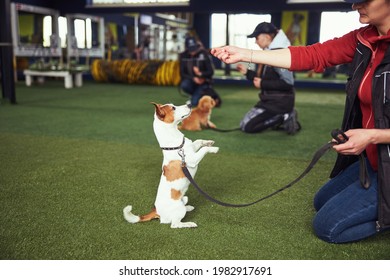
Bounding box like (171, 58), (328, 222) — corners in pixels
(193, 13), (210, 49)
(307, 11), (322, 45)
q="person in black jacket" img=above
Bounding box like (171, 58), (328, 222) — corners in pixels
(237, 22), (300, 134)
(179, 36), (220, 107)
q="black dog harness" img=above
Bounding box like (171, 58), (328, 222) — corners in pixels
(164, 129), (370, 208)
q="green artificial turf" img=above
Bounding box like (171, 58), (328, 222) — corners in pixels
(1, 80), (389, 260)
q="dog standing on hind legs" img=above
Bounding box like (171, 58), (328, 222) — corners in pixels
(123, 101), (219, 228)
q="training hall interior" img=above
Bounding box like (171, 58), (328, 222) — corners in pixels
(1, 0), (359, 100)
(1, 0), (389, 263)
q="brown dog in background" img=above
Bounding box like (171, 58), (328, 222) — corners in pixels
(179, 95), (217, 131)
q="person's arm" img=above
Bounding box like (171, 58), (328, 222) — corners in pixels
(211, 46), (292, 69)
(237, 63), (258, 81)
(334, 129), (390, 155)
(236, 63), (247, 74)
(211, 27), (362, 73)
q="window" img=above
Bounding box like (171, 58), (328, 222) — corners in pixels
(58, 17), (67, 48)
(44, 16), (93, 49)
(42, 16), (52, 47)
(211, 13), (271, 50)
(320, 11), (366, 42)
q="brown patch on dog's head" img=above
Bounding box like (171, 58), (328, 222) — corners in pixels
(198, 96), (216, 111)
(151, 102), (175, 123)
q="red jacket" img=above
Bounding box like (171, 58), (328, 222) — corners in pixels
(289, 25), (390, 171)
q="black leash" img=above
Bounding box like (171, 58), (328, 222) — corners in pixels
(205, 123), (241, 132)
(180, 129), (370, 208)
(208, 126), (241, 132)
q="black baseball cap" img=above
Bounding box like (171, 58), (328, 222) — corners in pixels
(185, 36), (200, 52)
(247, 22), (278, 38)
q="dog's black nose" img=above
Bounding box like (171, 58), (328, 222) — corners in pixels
(186, 102), (192, 109)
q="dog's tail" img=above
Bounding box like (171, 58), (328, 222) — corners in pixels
(123, 205), (160, 223)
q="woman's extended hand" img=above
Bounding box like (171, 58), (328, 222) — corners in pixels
(210, 46), (248, 64)
(211, 45), (292, 69)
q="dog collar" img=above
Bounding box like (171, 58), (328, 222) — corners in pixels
(160, 137), (185, 151)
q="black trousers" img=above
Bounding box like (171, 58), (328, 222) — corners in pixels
(240, 107), (284, 133)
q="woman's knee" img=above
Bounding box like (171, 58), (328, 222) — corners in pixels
(313, 212), (337, 243)
(312, 204), (377, 244)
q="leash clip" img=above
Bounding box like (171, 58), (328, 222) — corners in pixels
(178, 148), (186, 167)
(331, 129), (349, 144)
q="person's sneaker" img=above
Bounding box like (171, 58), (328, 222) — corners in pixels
(283, 109), (301, 135)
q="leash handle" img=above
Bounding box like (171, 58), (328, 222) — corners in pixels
(331, 129), (371, 189)
(331, 129), (349, 144)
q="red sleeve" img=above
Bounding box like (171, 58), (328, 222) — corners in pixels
(288, 28), (362, 73)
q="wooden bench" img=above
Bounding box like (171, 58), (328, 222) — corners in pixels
(23, 70), (83, 89)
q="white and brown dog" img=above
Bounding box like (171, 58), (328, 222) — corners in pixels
(179, 95), (217, 131)
(123, 102), (219, 228)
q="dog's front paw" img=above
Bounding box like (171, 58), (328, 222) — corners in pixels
(202, 140), (215, 147)
(208, 147), (219, 153)
(207, 122), (217, 129)
(186, 205), (195, 212)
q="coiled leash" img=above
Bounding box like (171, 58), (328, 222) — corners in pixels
(180, 129), (370, 208)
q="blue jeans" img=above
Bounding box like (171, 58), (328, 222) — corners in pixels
(313, 158), (378, 243)
(180, 79), (209, 107)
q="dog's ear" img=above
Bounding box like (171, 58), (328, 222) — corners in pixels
(197, 97), (206, 110)
(151, 102), (166, 120)
(199, 99), (206, 111)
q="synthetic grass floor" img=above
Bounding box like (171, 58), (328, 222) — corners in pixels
(1, 80), (389, 260)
